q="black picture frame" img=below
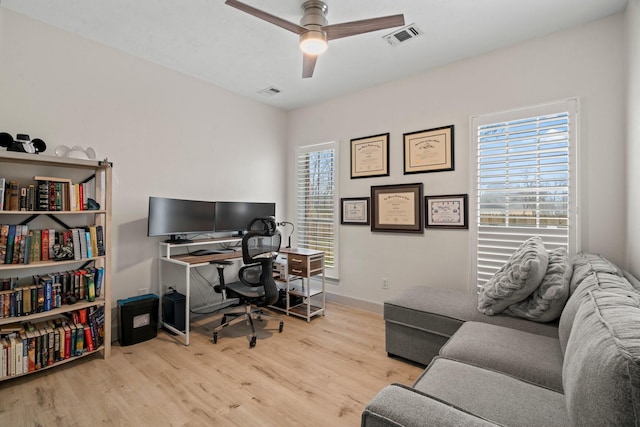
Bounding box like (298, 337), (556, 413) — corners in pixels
(425, 194), (468, 229)
(350, 133), (390, 179)
(403, 125), (454, 174)
(340, 197), (370, 225)
(371, 183), (424, 233)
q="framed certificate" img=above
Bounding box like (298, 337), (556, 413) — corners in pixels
(425, 194), (468, 229)
(403, 125), (454, 174)
(341, 197), (370, 225)
(371, 183), (423, 233)
(350, 133), (390, 179)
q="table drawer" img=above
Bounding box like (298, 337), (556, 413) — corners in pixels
(288, 254), (308, 276)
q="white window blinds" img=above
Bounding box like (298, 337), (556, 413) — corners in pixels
(296, 143), (337, 270)
(472, 99), (578, 289)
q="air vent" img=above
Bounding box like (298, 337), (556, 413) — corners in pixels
(383, 24), (423, 47)
(258, 86), (282, 97)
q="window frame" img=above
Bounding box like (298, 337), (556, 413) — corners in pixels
(470, 99), (580, 289)
(295, 141), (339, 279)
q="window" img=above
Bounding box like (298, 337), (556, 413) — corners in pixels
(296, 142), (338, 275)
(471, 99), (579, 289)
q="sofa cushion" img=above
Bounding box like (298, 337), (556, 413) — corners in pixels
(558, 271), (636, 354)
(478, 236), (548, 315)
(362, 384), (502, 427)
(385, 286), (559, 338)
(440, 322), (564, 392)
(569, 252), (623, 294)
(504, 247), (571, 322)
(413, 357), (569, 427)
(563, 290), (640, 426)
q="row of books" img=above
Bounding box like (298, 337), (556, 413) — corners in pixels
(0, 306), (105, 379)
(0, 224), (105, 265)
(0, 176), (93, 212)
(0, 267), (104, 319)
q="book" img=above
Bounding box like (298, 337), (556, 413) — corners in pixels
(11, 224), (22, 264)
(17, 225), (28, 264)
(19, 186), (27, 211)
(36, 180), (49, 211)
(83, 326), (94, 352)
(41, 228), (49, 261)
(5, 225), (15, 264)
(71, 228), (82, 260)
(94, 267), (104, 298)
(95, 225), (105, 256)
(74, 323), (84, 356)
(26, 184), (36, 211)
(63, 324), (71, 359)
(0, 224), (8, 264)
(85, 231), (92, 258)
(89, 226), (98, 257)
(0, 177), (5, 210)
(85, 273), (95, 302)
(48, 228), (55, 260)
(7, 181), (19, 211)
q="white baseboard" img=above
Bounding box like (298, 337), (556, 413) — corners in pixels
(324, 291), (384, 315)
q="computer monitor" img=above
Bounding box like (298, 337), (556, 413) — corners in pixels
(147, 196), (217, 243)
(214, 201), (276, 236)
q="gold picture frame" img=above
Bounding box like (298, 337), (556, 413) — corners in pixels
(403, 125), (454, 174)
(350, 133), (390, 179)
(371, 183), (423, 233)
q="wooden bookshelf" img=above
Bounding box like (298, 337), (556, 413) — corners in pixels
(0, 151), (112, 381)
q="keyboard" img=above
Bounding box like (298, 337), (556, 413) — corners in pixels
(191, 249), (225, 256)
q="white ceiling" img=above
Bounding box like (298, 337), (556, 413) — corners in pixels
(0, 0), (629, 110)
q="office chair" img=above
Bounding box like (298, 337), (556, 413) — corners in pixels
(213, 216), (284, 348)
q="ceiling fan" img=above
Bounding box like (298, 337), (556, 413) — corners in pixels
(225, 0), (405, 78)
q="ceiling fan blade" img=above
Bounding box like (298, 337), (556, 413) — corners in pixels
(302, 53), (318, 79)
(225, 0), (306, 35)
(325, 14), (405, 40)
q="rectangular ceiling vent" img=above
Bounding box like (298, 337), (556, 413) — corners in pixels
(258, 86), (282, 97)
(383, 24), (423, 47)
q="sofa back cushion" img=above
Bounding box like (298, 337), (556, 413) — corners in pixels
(569, 252), (622, 294)
(478, 236), (548, 316)
(558, 253), (634, 354)
(563, 290), (640, 426)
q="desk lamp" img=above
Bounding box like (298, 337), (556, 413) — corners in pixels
(277, 221), (295, 248)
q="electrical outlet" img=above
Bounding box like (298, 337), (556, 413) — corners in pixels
(382, 278), (389, 289)
(138, 288), (149, 295)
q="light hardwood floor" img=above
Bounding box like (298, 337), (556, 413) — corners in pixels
(0, 302), (423, 426)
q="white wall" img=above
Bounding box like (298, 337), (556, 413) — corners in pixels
(626, 0), (640, 278)
(0, 9), (289, 312)
(287, 14), (627, 308)
(0, 8), (631, 318)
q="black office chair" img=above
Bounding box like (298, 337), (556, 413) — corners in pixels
(213, 216), (284, 348)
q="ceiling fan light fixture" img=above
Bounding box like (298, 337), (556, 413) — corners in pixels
(299, 30), (328, 55)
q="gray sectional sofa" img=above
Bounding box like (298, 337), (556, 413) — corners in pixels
(362, 252), (640, 426)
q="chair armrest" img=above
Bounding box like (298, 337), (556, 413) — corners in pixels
(361, 384), (501, 427)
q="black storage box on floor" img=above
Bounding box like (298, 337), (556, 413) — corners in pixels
(118, 294), (159, 346)
(162, 290), (186, 332)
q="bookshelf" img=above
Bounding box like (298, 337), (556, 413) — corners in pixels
(0, 151), (112, 381)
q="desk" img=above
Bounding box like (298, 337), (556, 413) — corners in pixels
(279, 248), (325, 322)
(158, 237), (242, 345)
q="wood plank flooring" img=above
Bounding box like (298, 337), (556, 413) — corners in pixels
(0, 302), (423, 426)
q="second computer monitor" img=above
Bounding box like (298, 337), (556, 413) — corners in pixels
(215, 201), (276, 235)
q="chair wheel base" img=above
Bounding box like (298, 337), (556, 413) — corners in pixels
(249, 336), (256, 348)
